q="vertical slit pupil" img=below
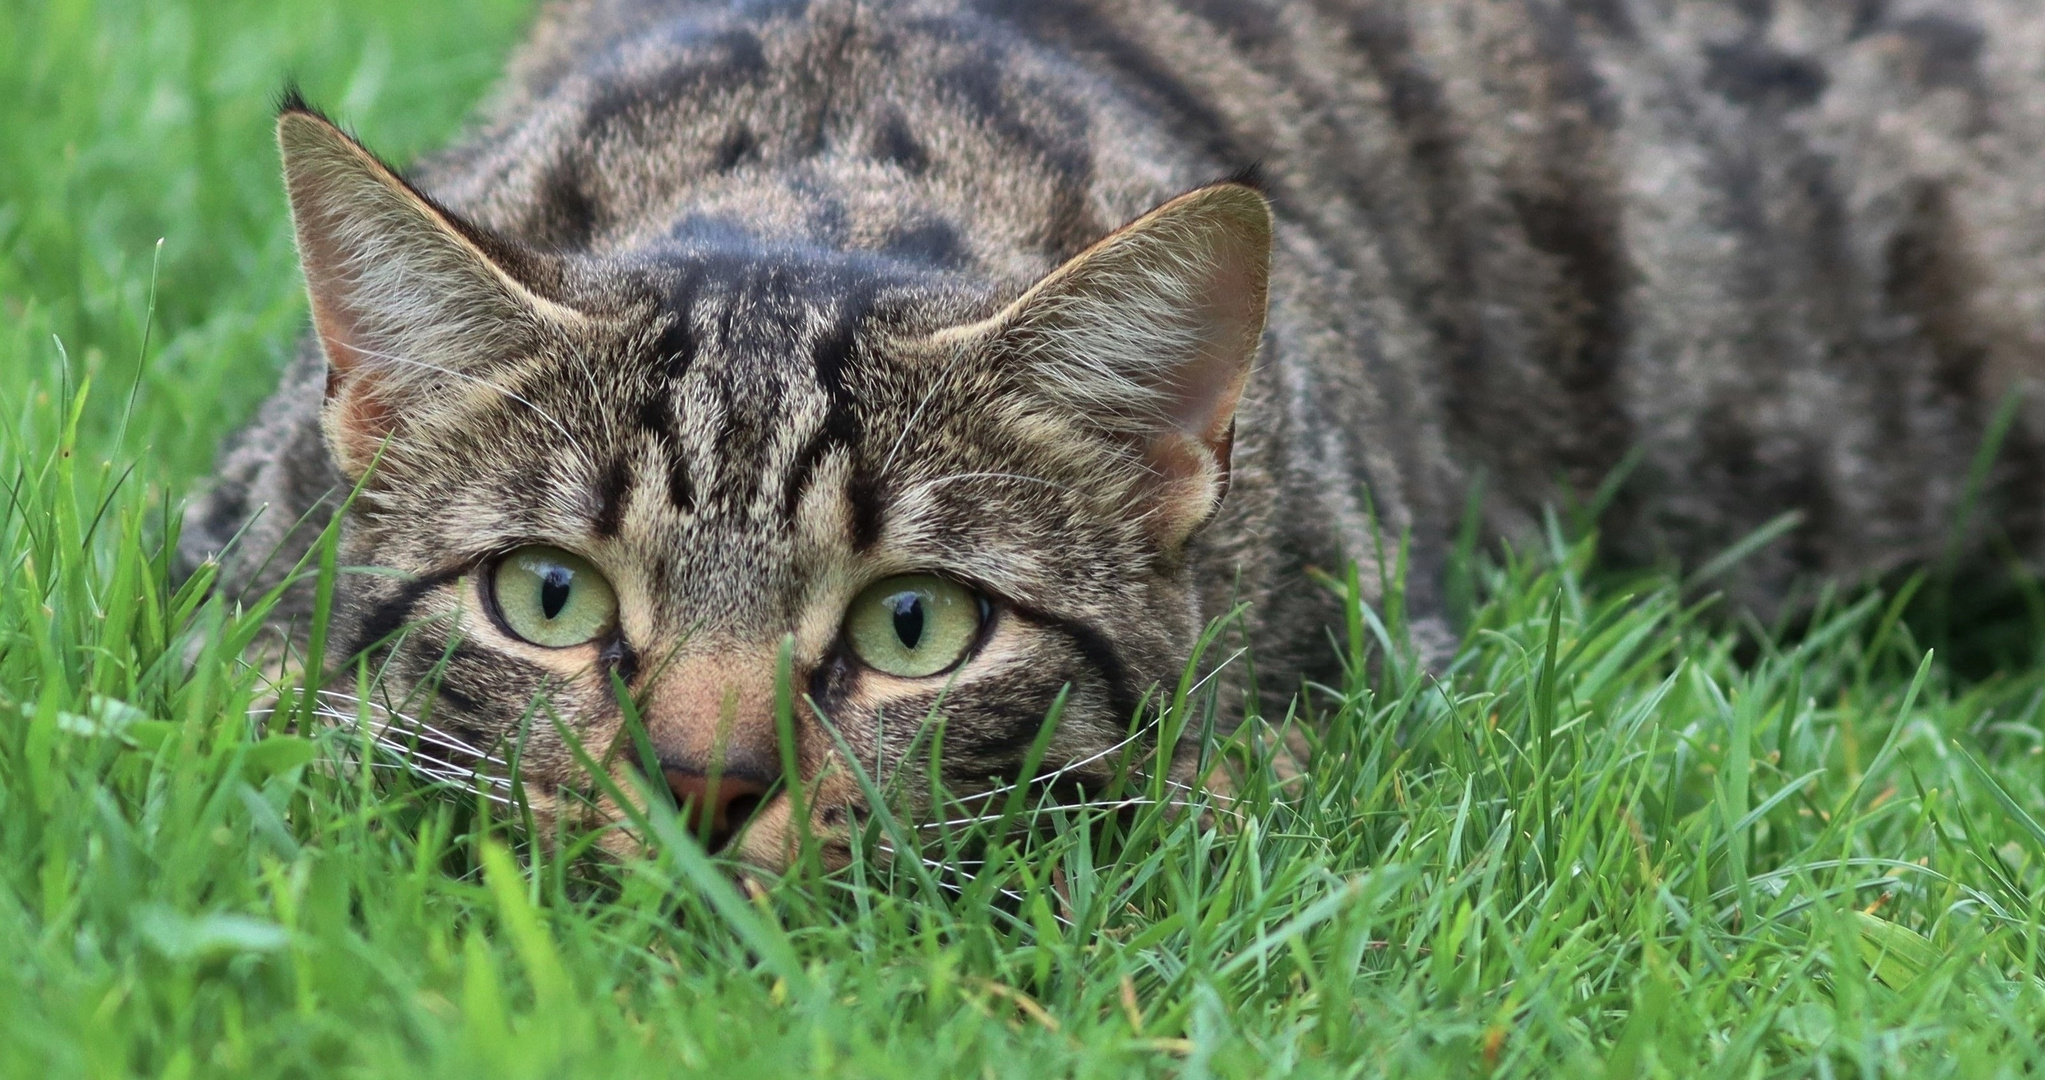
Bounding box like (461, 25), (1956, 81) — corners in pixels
(891, 593), (925, 649)
(541, 566), (573, 620)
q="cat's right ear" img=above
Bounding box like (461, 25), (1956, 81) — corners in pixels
(929, 182), (1271, 551)
(277, 103), (577, 478)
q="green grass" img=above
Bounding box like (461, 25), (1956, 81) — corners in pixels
(4, 1), (2045, 1075)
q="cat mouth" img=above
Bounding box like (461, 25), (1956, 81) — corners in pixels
(663, 768), (770, 852)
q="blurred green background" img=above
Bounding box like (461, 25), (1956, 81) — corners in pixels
(0, 0), (535, 481)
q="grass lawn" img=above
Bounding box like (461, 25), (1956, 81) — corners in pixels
(4, 1), (2044, 1075)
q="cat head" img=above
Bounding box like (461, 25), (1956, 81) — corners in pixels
(276, 103), (1269, 870)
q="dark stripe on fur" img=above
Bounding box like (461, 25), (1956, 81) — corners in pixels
(593, 453), (633, 537)
(432, 684), (482, 719)
(923, 7), (1105, 255)
(790, 290), (886, 545)
(579, 27), (770, 141)
(1180, 0), (1284, 52)
(1012, 605), (1138, 726)
(637, 396), (695, 513)
(935, 684), (1078, 770)
(871, 109), (929, 173)
(646, 272), (706, 512)
(342, 567), (464, 663)
(976, 0), (1261, 177)
(1704, 38), (1828, 109)
(1335, 5), (1487, 428)
(783, 418), (849, 521)
(658, 277), (701, 383)
(712, 125), (759, 171)
(1514, 5), (1635, 502)
(534, 157), (599, 250)
(1890, 16), (1985, 94)
(845, 470), (885, 550)
(429, 642), (490, 717)
(881, 219), (967, 268)
(1884, 182), (1991, 404)
(1509, 184), (1634, 481)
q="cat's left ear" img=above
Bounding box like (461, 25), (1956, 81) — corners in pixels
(277, 102), (580, 479)
(948, 182), (1271, 549)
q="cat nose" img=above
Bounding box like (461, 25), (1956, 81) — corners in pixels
(664, 769), (771, 851)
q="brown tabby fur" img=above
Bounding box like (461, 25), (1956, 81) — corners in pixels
(185, 0), (2045, 870)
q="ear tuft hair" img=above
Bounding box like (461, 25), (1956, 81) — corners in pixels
(275, 82), (315, 119)
(1220, 162), (1268, 193)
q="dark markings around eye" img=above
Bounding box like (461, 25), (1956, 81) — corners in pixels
(342, 566), (467, 663)
(435, 641), (499, 719)
(1022, 613), (1137, 720)
(1006, 604), (1138, 728)
(600, 636), (640, 685)
(416, 638), (554, 762)
(432, 678), (482, 717)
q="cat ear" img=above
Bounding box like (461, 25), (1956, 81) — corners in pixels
(957, 182), (1271, 548)
(277, 102), (576, 477)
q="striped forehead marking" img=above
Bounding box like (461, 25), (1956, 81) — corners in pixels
(590, 256), (890, 546)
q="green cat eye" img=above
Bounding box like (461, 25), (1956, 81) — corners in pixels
(490, 546), (618, 648)
(844, 574), (985, 678)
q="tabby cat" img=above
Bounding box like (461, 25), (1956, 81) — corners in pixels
(184, 0), (2045, 869)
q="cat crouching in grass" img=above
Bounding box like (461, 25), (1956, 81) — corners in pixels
(183, 0), (2045, 871)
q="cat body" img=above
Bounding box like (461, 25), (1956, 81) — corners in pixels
(186, 0), (2045, 867)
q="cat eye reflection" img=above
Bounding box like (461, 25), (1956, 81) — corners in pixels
(490, 546), (618, 648)
(844, 574), (985, 678)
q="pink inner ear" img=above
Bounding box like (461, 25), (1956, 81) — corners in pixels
(1146, 429), (1222, 486)
(306, 289), (376, 395)
(1163, 250), (1262, 446)
(304, 273), (407, 475)
(1131, 195), (1268, 545)
(1142, 261), (1254, 512)
(280, 109), (566, 477)
(332, 383), (397, 469)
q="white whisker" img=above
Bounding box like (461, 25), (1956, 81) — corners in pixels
(257, 687), (522, 806)
(1186, 647), (1249, 697)
(917, 796), (1219, 832)
(871, 842), (1055, 921)
(880, 381), (944, 476)
(954, 725), (1159, 807)
(307, 692), (511, 768)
